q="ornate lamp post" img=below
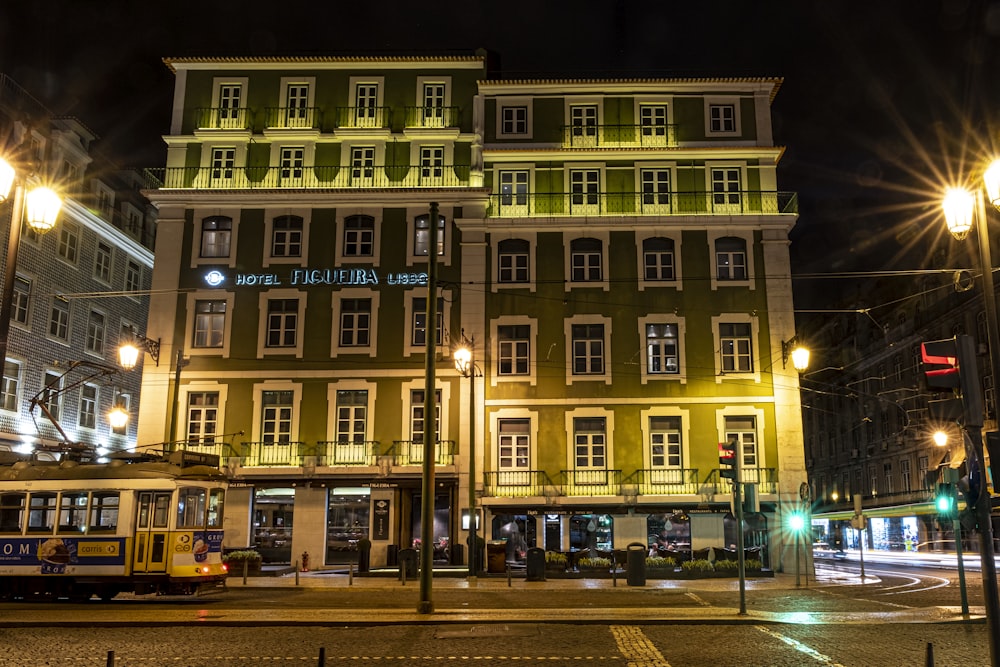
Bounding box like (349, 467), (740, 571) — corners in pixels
(454, 334), (482, 579)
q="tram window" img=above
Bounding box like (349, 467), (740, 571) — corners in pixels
(26, 493), (57, 533)
(89, 492), (119, 533)
(178, 487), (208, 528)
(0, 493), (25, 533)
(207, 489), (224, 528)
(153, 494), (170, 528)
(57, 492), (88, 533)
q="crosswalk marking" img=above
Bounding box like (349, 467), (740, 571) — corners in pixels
(610, 625), (670, 667)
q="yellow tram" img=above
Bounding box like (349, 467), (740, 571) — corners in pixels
(0, 450), (228, 600)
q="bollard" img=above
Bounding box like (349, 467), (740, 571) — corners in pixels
(400, 561), (407, 585)
(612, 555), (617, 587)
(507, 563), (512, 587)
(295, 559), (300, 586)
(348, 560), (353, 586)
(242, 559), (248, 585)
(106, 650), (114, 667)
(925, 642), (934, 667)
(317, 646), (326, 667)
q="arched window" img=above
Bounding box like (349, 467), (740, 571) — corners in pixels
(344, 215), (375, 257)
(642, 237), (675, 281)
(271, 215), (303, 258)
(570, 237), (602, 282)
(498, 238), (530, 283)
(715, 236), (746, 281)
(414, 214), (446, 256)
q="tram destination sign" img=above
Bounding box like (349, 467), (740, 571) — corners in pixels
(204, 267), (428, 289)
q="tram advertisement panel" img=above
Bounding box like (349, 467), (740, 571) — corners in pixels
(172, 531), (223, 565)
(0, 537), (126, 573)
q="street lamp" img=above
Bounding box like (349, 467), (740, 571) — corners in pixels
(454, 333), (482, 579)
(0, 156), (62, 385)
(942, 161), (1000, 663)
(117, 327), (161, 371)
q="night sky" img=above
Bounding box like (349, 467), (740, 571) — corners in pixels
(2, 0), (999, 289)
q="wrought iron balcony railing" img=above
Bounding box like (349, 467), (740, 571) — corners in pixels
(388, 440), (456, 466)
(239, 441), (305, 467)
(168, 439), (238, 464)
(144, 165), (471, 190)
(316, 440), (380, 466)
(482, 470), (557, 497)
(403, 106), (461, 128)
(560, 469), (623, 496)
(264, 107), (322, 129)
(486, 191), (798, 218)
(707, 467), (778, 495)
(334, 106), (392, 129)
(560, 124), (678, 148)
(630, 468), (701, 495)
(195, 107), (253, 130)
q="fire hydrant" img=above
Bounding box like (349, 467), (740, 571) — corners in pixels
(301, 551), (310, 572)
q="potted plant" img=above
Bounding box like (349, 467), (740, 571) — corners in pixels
(577, 556), (612, 573)
(545, 550), (568, 572)
(223, 549), (262, 576)
(644, 555), (677, 577)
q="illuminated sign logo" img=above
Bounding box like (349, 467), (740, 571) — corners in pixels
(204, 270), (226, 287)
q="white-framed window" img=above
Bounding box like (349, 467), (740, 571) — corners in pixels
(573, 416), (606, 470)
(271, 215), (303, 258)
(95, 182), (115, 219)
(412, 296), (445, 347)
(649, 416), (682, 468)
(57, 223), (79, 264)
(421, 81), (447, 126)
(712, 314), (759, 382)
(350, 146), (376, 185)
(497, 324), (530, 376)
(338, 297), (371, 347)
(498, 418), (531, 470)
(498, 238), (530, 284)
(643, 237), (675, 282)
(640, 168), (671, 213)
(901, 458), (912, 492)
(646, 323), (680, 375)
(261, 389), (294, 443)
(200, 215), (232, 258)
(709, 166), (743, 212)
(79, 384), (98, 430)
(12, 276), (30, 326)
(193, 299), (227, 349)
(414, 213), (446, 257)
(569, 168), (601, 213)
(715, 236), (747, 281)
(335, 389), (369, 443)
(568, 104), (599, 146)
(343, 214), (375, 257)
(1, 360), (20, 412)
(497, 169), (530, 216)
(278, 147), (305, 183)
(48, 296), (70, 342)
(350, 78), (384, 128)
(187, 391), (220, 444)
(125, 260), (141, 293)
(706, 98), (741, 135)
(41, 371), (62, 421)
(572, 324), (604, 375)
(281, 78), (314, 127)
(209, 147), (236, 183)
(94, 241), (113, 283)
(85, 310), (106, 355)
(409, 388), (441, 444)
(721, 413), (760, 470)
(496, 97), (532, 138)
(213, 80), (246, 128)
(570, 237), (602, 283)
(419, 146), (445, 182)
(639, 104), (669, 145)
(264, 298), (299, 349)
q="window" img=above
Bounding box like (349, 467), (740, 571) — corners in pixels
(27, 493), (56, 533)
(646, 324), (679, 374)
(127, 210), (141, 235)
(709, 103), (737, 133)
(640, 169), (671, 212)
(639, 105), (668, 144)
(412, 297), (444, 346)
(572, 323), (605, 375)
(501, 106), (528, 135)
(574, 417), (606, 469)
(96, 187), (114, 219)
(498, 238), (530, 283)
(497, 325), (530, 376)
(414, 214), (445, 256)
(271, 215), (303, 258)
(0, 492), (24, 532)
(279, 147), (304, 182)
(569, 105), (598, 145)
(86, 311), (106, 355)
(1, 360), (19, 411)
(422, 83), (446, 125)
(125, 261), (141, 293)
(719, 322), (753, 373)
(569, 169), (600, 211)
(261, 390), (294, 443)
(355, 83), (379, 126)
(193, 300), (226, 348)
(94, 242), (113, 282)
(724, 416), (757, 468)
(57, 224), (79, 263)
(59, 492), (87, 534)
(200, 216), (232, 258)
(49, 296), (69, 341)
(410, 389), (441, 443)
(339, 298), (371, 347)
(570, 238), (602, 282)
(218, 84), (243, 127)
(711, 167), (742, 210)
(111, 393), (130, 435)
(716, 237), (747, 281)
(643, 237), (675, 281)
(343, 215), (374, 257)
(186, 392), (219, 444)
(336, 390), (368, 443)
(79, 384), (97, 429)
(498, 418), (530, 469)
(89, 493), (119, 533)
(419, 146), (444, 181)
(884, 462), (894, 494)
(266, 298), (299, 348)
(210, 148), (235, 182)
(41, 372), (61, 421)
(901, 459), (912, 492)
(177, 487), (208, 529)
(498, 170), (529, 215)
(285, 83), (310, 126)
(350, 146), (375, 184)
(649, 416), (682, 468)
(12, 276), (29, 325)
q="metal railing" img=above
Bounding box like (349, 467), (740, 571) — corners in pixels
(334, 106), (392, 129)
(316, 440), (380, 466)
(195, 107), (253, 130)
(482, 470), (556, 497)
(631, 468), (701, 495)
(561, 124), (678, 148)
(560, 469), (623, 496)
(388, 440), (456, 466)
(145, 165), (471, 190)
(240, 441), (304, 467)
(264, 107), (321, 129)
(167, 439), (239, 464)
(707, 467), (778, 494)
(403, 106), (461, 128)
(487, 191), (799, 218)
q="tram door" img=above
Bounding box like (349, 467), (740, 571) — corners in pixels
(133, 491), (171, 573)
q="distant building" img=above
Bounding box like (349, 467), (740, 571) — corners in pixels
(0, 74), (156, 456)
(139, 54), (805, 571)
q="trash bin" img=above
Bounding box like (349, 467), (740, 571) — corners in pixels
(487, 540), (507, 573)
(357, 538), (371, 573)
(451, 543), (464, 566)
(627, 542), (646, 586)
(386, 544), (399, 567)
(525, 547), (546, 581)
(398, 548), (418, 579)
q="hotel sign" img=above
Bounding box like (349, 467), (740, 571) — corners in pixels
(204, 268), (429, 288)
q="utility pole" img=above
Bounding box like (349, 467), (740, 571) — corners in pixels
(417, 202), (439, 615)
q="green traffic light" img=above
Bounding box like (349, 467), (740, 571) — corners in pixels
(788, 512), (805, 532)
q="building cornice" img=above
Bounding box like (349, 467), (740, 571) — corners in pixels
(164, 55), (486, 72)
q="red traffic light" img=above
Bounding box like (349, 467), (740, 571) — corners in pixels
(921, 339), (961, 390)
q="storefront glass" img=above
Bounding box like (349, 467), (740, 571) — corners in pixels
(252, 487), (294, 563)
(326, 487), (371, 563)
(647, 512), (691, 557)
(568, 514), (613, 553)
(491, 514), (537, 563)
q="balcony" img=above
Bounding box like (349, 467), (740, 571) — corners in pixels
(486, 191), (798, 218)
(388, 440), (456, 466)
(631, 468), (701, 495)
(195, 107), (253, 130)
(560, 469), (623, 496)
(264, 107), (321, 130)
(561, 124), (678, 148)
(144, 165), (472, 190)
(708, 467), (778, 495)
(334, 106), (392, 129)
(316, 440), (380, 466)
(404, 106), (461, 128)
(240, 441), (304, 467)
(483, 470), (556, 497)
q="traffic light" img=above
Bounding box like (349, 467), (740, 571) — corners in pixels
(788, 511), (806, 533)
(921, 339), (961, 390)
(921, 335), (983, 427)
(935, 483), (956, 518)
(718, 439), (737, 480)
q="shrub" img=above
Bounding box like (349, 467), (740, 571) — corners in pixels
(713, 559), (738, 571)
(681, 559), (714, 572)
(578, 556), (612, 569)
(545, 551), (568, 567)
(645, 556), (676, 568)
(746, 559), (763, 570)
(224, 549), (262, 562)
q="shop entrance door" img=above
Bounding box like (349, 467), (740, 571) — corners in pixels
(132, 491), (171, 573)
(410, 489), (453, 564)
